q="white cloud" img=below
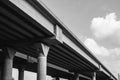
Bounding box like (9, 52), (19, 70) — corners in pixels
(84, 38), (110, 56)
(84, 38), (120, 57)
(84, 38), (120, 77)
(91, 13), (120, 39)
(89, 13), (120, 76)
(110, 48), (120, 56)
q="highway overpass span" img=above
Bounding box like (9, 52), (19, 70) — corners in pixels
(0, 0), (117, 80)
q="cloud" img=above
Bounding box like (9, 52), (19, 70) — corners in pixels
(84, 38), (120, 57)
(88, 13), (120, 76)
(84, 38), (110, 56)
(84, 38), (120, 77)
(91, 13), (120, 39)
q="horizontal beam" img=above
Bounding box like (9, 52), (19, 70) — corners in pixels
(15, 52), (92, 79)
(15, 52), (70, 72)
(62, 34), (99, 68)
(9, 0), (54, 33)
(79, 74), (91, 80)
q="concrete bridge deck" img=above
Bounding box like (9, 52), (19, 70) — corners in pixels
(0, 0), (117, 80)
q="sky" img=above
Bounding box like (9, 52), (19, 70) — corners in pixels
(40, 0), (120, 78)
(13, 0), (120, 79)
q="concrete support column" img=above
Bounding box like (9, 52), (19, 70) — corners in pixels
(3, 48), (16, 80)
(35, 43), (49, 80)
(18, 67), (24, 80)
(92, 72), (96, 80)
(37, 54), (47, 80)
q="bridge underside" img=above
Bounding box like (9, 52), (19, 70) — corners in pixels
(0, 0), (116, 80)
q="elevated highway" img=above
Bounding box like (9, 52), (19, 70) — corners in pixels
(0, 0), (117, 80)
